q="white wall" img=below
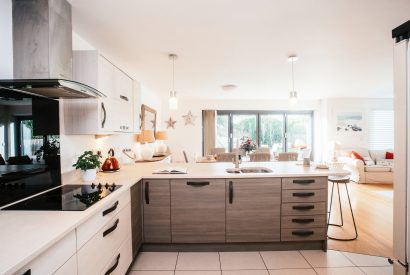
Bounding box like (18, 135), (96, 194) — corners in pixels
(162, 98), (323, 162)
(321, 98), (394, 159)
(0, 0), (13, 78)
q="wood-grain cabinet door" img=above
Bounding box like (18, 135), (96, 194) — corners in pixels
(171, 179), (226, 243)
(143, 180), (171, 243)
(131, 181), (143, 257)
(226, 178), (281, 242)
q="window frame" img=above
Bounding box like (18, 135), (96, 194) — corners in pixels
(212, 110), (314, 156)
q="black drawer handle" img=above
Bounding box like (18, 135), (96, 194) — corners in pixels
(120, 95), (129, 101)
(293, 192), (315, 197)
(293, 179), (315, 184)
(229, 181), (233, 204)
(292, 218), (315, 224)
(103, 219), (119, 237)
(145, 181), (149, 204)
(22, 269), (31, 275)
(102, 201), (119, 216)
(105, 253), (120, 275)
(186, 181), (210, 187)
(292, 230), (314, 237)
(292, 205), (315, 210)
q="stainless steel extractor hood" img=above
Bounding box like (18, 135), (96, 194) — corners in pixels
(0, 0), (105, 99)
(0, 79), (105, 99)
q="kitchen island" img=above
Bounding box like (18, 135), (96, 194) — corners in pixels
(0, 161), (349, 275)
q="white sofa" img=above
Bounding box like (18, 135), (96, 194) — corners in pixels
(338, 148), (394, 184)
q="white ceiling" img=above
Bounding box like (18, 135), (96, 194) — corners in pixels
(68, 0), (410, 100)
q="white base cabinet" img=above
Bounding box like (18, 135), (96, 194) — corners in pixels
(53, 254), (77, 275)
(16, 231), (76, 275)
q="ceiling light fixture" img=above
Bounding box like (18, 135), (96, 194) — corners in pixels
(288, 55), (298, 106)
(169, 54), (178, 110)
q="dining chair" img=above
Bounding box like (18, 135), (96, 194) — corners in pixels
(210, 147), (226, 155)
(216, 153), (236, 162)
(256, 147), (271, 154)
(250, 153), (272, 162)
(278, 152), (298, 161)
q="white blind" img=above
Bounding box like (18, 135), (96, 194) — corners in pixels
(369, 110), (394, 150)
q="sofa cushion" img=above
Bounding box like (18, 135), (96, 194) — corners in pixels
(386, 152), (394, 159)
(363, 156), (375, 166)
(351, 151), (365, 162)
(376, 159), (394, 166)
(364, 165), (392, 172)
(369, 149), (394, 161)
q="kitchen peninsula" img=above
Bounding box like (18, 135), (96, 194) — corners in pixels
(0, 161), (349, 275)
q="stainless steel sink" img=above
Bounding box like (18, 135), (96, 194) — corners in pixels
(226, 167), (273, 174)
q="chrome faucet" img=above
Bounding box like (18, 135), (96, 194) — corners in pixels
(234, 146), (241, 169)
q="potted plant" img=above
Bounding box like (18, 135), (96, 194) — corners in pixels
(73, 151), (102, 181)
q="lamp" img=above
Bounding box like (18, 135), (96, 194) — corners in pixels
(155, 131), (168, 154)
(288, 55), (298, 106)
(140, 130), (155, 160)
(329, 141), (341, 162)
(169, 54), (178, 110)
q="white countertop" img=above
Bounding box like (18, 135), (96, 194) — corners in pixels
(0, 161), (349, 274)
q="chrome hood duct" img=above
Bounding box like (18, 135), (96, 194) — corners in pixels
(0, 79), (105, 99)
(0, 0), (106, 99)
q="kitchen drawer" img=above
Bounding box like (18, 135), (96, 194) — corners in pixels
(281, 228), (326, 241)
(77, 202), (131, 275)
(16, 230), (76, 275)
(77, 189), (130, 249)
(101, 234), (133, 275)
(171, 179), (226, 243)
(282, 177), (327, 190)
(281, 215), (326, 229)
(282, 189), (326, 203)
(53, 254), (77, 275)
(282, 202), (327, 216)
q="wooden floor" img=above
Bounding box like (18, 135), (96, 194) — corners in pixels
(327, 181), (393, 258)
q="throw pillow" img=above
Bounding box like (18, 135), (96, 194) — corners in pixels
(386, 152), (394, 159)
(351, 151), (365, 163)
(363, 156), (375, 166)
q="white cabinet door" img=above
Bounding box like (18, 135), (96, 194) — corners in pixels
(99, 98), (116, 132)
(53, 254), (77, 275)
(113, 67), (133, 102)
(98, 55), (114, 98)
(16, 231), (76, 275)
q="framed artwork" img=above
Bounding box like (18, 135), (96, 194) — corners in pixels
(336, 112), (363, 133)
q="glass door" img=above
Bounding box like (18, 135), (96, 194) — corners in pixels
(260, 114), (284, 153)
(232, 114), (257, 150)
(286, 114), (313, 158)
(216, 114), (230, 152)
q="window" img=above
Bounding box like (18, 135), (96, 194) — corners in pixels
(215, 111), (314, 157)
(369, 110), (394, 150)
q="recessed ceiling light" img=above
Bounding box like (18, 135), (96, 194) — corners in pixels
(221, 84), (237, 91)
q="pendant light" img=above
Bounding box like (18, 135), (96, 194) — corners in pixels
(169, 54), (178, 110)
(288, 55), (298, 106)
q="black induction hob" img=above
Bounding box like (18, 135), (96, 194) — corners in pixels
(2, 183), (121, 211)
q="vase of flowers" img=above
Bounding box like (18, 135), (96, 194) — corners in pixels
(239, 136), (257, 156)
(73, 151), (102, 182)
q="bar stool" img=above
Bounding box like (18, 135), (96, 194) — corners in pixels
(327, 176), (358, 241)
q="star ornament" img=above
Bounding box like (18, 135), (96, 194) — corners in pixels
(165, 117), (176, 129)
(182, 111), (196, 126)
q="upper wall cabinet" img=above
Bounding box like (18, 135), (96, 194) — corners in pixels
(63, 51), (134, 134)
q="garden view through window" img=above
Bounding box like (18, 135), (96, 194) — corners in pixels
(215, 111), (313, 158)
